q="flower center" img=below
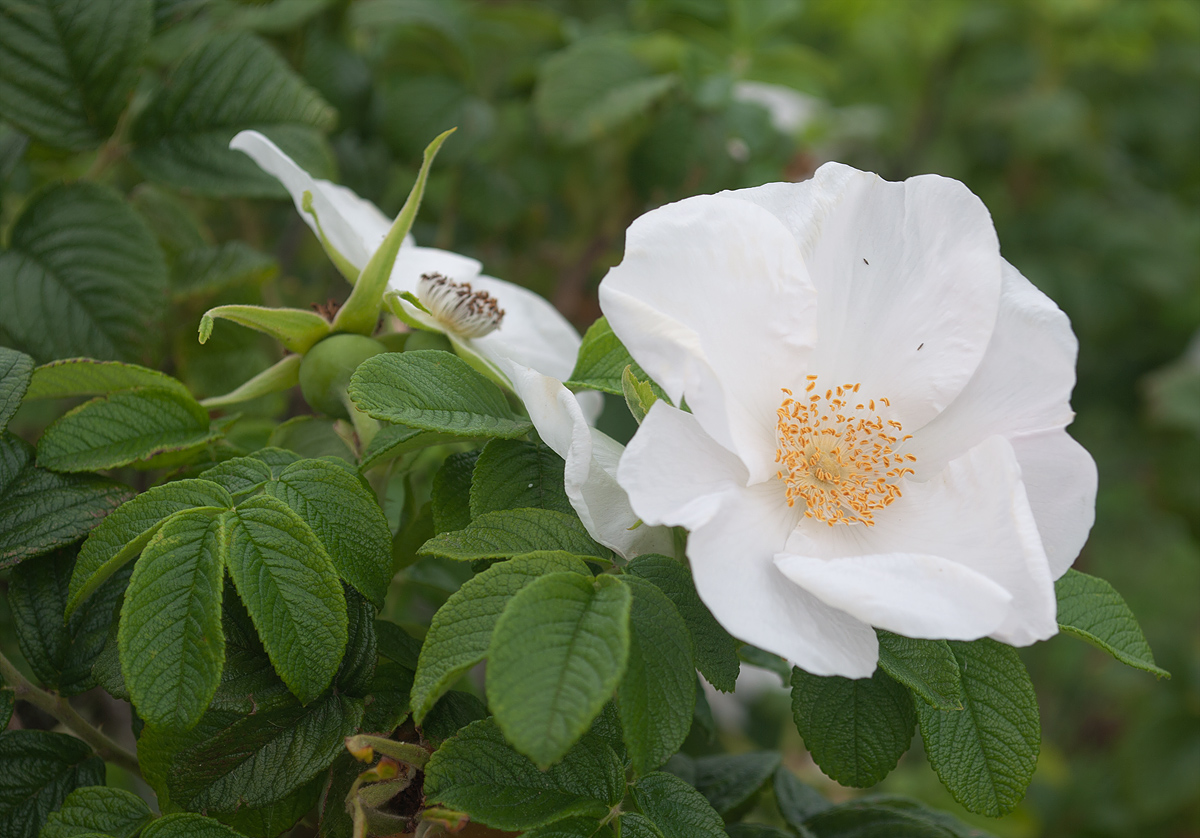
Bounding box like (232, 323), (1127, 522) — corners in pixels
(417, 273), (505, 338)
(775, 376), (916, 526)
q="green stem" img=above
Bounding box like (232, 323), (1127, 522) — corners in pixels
(0, 648), (142, 779)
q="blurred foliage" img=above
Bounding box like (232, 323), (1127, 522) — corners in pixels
(1, 0), (1196, 835)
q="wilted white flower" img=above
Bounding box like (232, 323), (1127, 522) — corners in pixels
(602, 163), (1097, 677)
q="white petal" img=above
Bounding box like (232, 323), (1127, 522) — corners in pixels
(784, 435), (1058, 646)
(600, 194), (818, 483)
(1009, 428), (1097, 579)
(906, 260), (1079, 475)
(230, 130), (389, 271)
(388, 244), (483, 295)
(503, 361), (671, 559)
(470, 276), (584, 383)
(730, 163), (1003, 433)
(774, 553), (1011, 640)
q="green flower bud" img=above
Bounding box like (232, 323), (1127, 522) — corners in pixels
(299, 334), (388, 419)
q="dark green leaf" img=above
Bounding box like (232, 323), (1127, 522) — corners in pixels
(412, 553), (589, 723)
(26, 359), (191, 401)
(692, 751), (782, 815)
(421, 689), (488, 743)
(566, 317), (662, 397)
(421, 508), (612, 564)
(626, 554), (740, 692)
(0, 0), (151, 149)
(524, 818), (614, 838)
(1055, 569), (1169, 677)
(267, 416), (354, 462)
(487, 572), (632, 767)
(423, 718), (624, 831)
(349, 350), (532, 439)
(0, 730), (105, 838)
(374, 620), (423, 670)
(917, 639), (1040, 817)
(774, 766), (832, 828)
(119, 510), (226, 730)
(806, 795), (997, 838)
(359, 422), (460, 471)
(0, 691), (12, 730)
(431, 449), (478, 534)
(335, 587), (377, 697)
(208, 591), (291, 716)
(0, 432), (131, 570)
(131, 31), (335, 196)
(0, 347), (33, 430)
(140, 813), (249, 838)
(470, 438), (572, 517)
(877, 632), (964, 710)
(360, 660), (415, 733)
(213, 774), (323, 838)
(172, 241), (279, 300)
(725, 826), (793, 838)
(631, 771), (726, 838)
(0, 183), (167, 362)
(790, 666), (916, 787)
(617, 576), (695, 775)
(40, 786), (153, 838)
(618, 814), (664, 838)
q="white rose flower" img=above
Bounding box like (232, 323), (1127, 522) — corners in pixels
(601, 162), (1097, 678)
(229, 131), (589, 392)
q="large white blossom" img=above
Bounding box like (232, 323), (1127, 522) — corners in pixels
(601, 162), (1097, 678)
(229, 131), (587, 389)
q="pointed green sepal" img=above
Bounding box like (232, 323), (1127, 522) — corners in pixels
(302, 190), (361, 283)
(199, 305), (331, 354)
(332, 128), (456, 337)
(199, 354), (302, 409)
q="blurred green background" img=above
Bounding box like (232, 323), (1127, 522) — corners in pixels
(2, 0), (1197, 835)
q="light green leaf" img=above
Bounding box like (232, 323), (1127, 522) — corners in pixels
(566, 317), (661, 397)
(348, 350), (532, 439)
(359, 422), (459, 471)
(223, 494), (348, 704)
(140, 813), (248, 838)
(265, 458), (392, 606)
(26, 359), (192, 401)
(412, 553), (590, 723)
(0, 432), (131, 571)
(68, 477), (232, 615)
(790, 666), (916, 787)
(0, 347), (33, 430)
(470, 438), (573, 518)
(917, 639), (1040, 817)
(431, 450), (478, 534)
(130, 31), (335, 196)
(39, 786), (153, 838)
(168, 692), (363, 813)
(198, 305), (330, 354)
(622, 365), (658, 424)
(420, 508), (613, 564)
(625, 554), (740, 692)
(691, 751), (782, 815)
(0, 0), (151, 149)
(631, 771), (726, 838)
(0, 730), (105, 838)
(423, 718), (624, 831)
(877, 631), (965, 710)
(618, 576), (695, 775)
(1055, 569), (1169, 677)
(197, 457), (275, 500)
(173, 240), (279, 300)
(0, 183), (168, 363)
(119, 510), (226, 730)
(37, 388), (217, 472)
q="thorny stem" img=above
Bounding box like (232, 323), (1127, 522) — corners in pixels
(0, 648), (142, 779)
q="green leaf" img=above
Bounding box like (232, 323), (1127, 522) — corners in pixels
(198, 305), (330, 355)
(198, 457), (275, 500)
(618, 814), (664, 838)
(348, 350), (533, 439)
(265, 458), (392, 606)
(488, 572), (632, 768)
(631, 771), (726, 838)
(267, 416), (354, 462)
(617, 576), (695, 775)
(140, 813), (248, 838)
(172, 241), (279, 300)
(37, 388), (218, 472)
(0, 432), (131, 570)
(40, 786), (153, 838)
(431, 450), (478, 534)
(412, 553), (590, 723)
(208, 592), (292, 716)
(524, 818), (614, 838)
(360, 660), (415, 734)
(0, 347), (33, 430)
(566, 317), (661, 397)
(0, 0), (151, 149)
(335, 587), (377, 697)
(131, 31), (335, 196)
(625, 554), (740, 692)
(422, 689), (488, 743)
(374, 620), (423, 670)
(359, 422), (459, 471)
(119, 510), (226, 730)
(423, 718), (624, 831)
(790, 666), (916, 787)
(877, 631), (964, 710)
(9, 547), (129, 696)
(691, 751), (782, 815)
(200, 355), (302, 412)
(0, 730), (105, 838)
(0, 183), (168, 363)
(68, 477), (232, 615)
(622, 365), (658, 424)
(725, 827), (793, 838)
(223, 495), (348, 704)
(774, 766), (831, 829)
(470, 438), (573, 518)
(420, 508), (613, 564)
(916, 639), (1040, 817)
(168, 692), (363, 813)
(1055, 569), (1169, 677)
(0, 691), (12, 730)
(26, 359), (192, 401)
(805, 796), (995, 838)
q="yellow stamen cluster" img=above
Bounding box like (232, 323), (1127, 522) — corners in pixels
(775, 376), (916, 526)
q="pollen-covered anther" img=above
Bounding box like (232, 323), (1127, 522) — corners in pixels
(416, 272), (505, 338)
(775, 377), (916, 526)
